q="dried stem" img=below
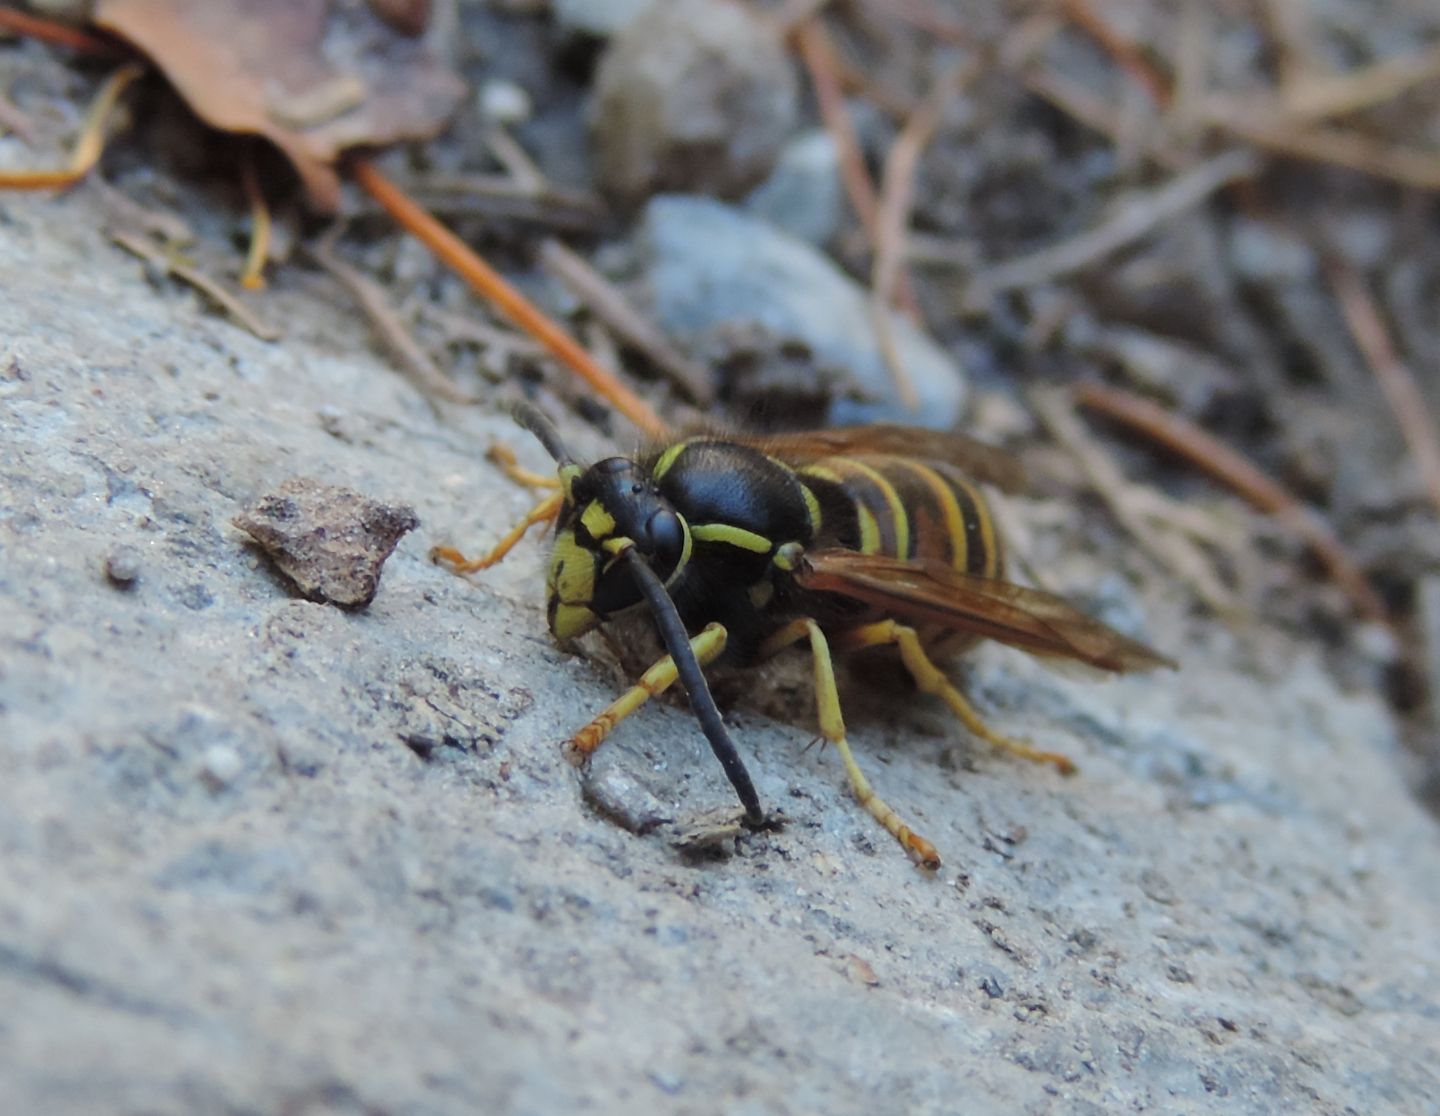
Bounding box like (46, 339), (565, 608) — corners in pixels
(349, 157), (667, 438)
(1329, 261), (1440, 517)
(1072, 381), (1389, 624)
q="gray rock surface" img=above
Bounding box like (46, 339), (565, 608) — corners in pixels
(641, 194), (970, 427)
(1, 187), (1438, 1116)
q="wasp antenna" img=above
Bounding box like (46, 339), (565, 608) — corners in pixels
(621, 549), (766, 826)
(513, 402), (578, 468)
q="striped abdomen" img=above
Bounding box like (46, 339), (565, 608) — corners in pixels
(797, 454), (1003, 578)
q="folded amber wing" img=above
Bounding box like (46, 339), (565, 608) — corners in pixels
(797, 550), (1175, 673)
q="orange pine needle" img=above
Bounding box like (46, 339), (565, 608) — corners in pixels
(0, 8), (120, 56)
(350, 157), (667, 438)
(1073, 381), (1389, 623)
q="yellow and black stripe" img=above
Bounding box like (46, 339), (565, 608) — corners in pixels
(797, 454), (1002, 579)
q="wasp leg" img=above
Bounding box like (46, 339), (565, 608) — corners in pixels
(834, 621), (1078, 774)
(431, 490), (564, 573)
(758, 619), (941, 870)
(570, 622), (729, 758)
(486, 444), (562, 490)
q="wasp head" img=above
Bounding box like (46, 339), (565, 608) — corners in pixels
(547, 456), (691, 641)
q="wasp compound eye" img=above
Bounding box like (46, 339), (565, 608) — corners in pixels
(644, 507), (685, 564)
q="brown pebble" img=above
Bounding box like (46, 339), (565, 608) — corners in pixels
(233, 477), (418, 608)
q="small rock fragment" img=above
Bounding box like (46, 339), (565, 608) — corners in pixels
(478, 78), (532, 125)
(592, 0), (799, 206)
(641, 195), (968, 427)
(839, 953), (882, 987)
(200, 744), (245, 789)
(580, 765), (670, 835)
(233, 478), (418, 608)
(105, 546), (143, 588)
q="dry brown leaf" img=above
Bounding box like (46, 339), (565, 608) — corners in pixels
(93, 0), (464, 212)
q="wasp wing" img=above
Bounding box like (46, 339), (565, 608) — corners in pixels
(721, 426), (1025, 492)
(797, 550), (1175, 673)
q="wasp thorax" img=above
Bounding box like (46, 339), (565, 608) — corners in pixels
(545, 457), (691, 641)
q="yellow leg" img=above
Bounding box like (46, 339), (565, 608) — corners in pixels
(430, 490), (563, 573)
(759, 619), (941, 870)
(835, 621), (1077, 774)
(486, 444), (562, 490)
(570, 623), (728, 757)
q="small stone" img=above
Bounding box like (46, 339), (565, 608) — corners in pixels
(233, 478), (418, 609)
(478, 79), (532, 125)
(200, 744), (244, 789)
(104, 546), (143, 587)
(641, 195), (967, 427)
(580, 765), (670, 835)
(592, 0), (799, 206)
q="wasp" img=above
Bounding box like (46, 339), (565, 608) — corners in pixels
(434, 405), (1173, 869)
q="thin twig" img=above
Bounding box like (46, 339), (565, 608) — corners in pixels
(871, 66), (972, 409)
(306, 238), (475, 405)
(1280, 42), (1440, 124)
(793, 18), (881, 244)
(1058, 0), (1172, 106)
(1031, 387), (1240, 617)
(1329, 260), (1440, 516)
(0, 90), (36, 144)
(109, 230), (280, 343)
(539, 238), (712, 405)
(484, 124), (547, 193)
(0, 62), (143, 190)
(955, 149), (1258, 299)
(349, 157), (667, 438)
(867, 0), (970, 44)
(239, 147), (271, 291)
(1207, 106), (1440, 190)
(772, 0), (833, 38)
(1071, 381), (1390, 624)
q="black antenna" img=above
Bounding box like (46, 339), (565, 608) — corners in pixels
(513, 402), (576, 467)
(621, 548), (765, 826)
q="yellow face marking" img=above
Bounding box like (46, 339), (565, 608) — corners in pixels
(548, 530), (597, 606)
(580, 500), (616, 541)
(558, 463), (583, 501)
(651, 440), (692, 481)
(552, 602), (600, 640)
(691, 523), (772, 553)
